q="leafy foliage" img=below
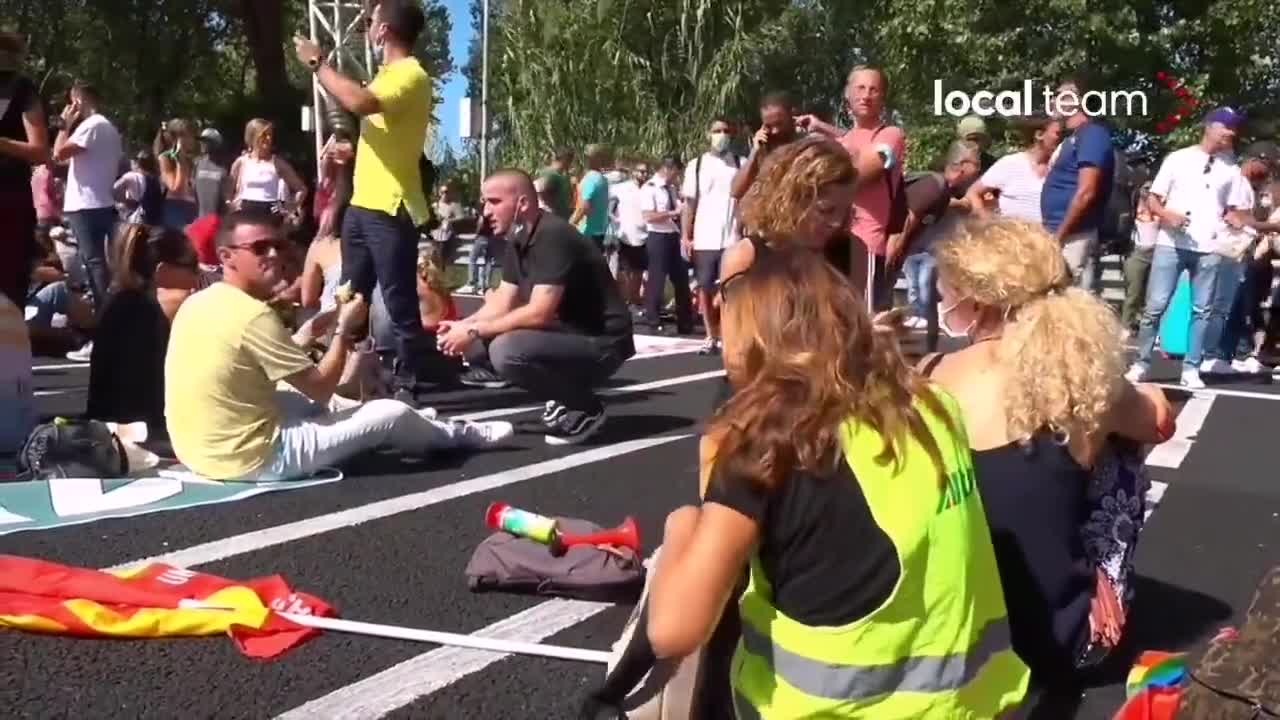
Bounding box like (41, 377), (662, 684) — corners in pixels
(3, 0), (453, 163)
(464, 0), (1278, 176)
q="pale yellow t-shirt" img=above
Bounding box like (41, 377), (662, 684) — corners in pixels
(165, 283), (314, 480)
(350, 57), (433, 226)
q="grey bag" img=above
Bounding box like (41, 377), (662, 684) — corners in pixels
(465, 517), (645, 603)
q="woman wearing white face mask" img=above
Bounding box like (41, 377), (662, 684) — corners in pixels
(918, 217), (1175, 706)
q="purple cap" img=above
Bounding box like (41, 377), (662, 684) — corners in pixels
(1204, 107), (1245, 130)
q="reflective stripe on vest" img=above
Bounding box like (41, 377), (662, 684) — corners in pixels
(731, 390), (1030, 718)
(740, 617), (1013, 701)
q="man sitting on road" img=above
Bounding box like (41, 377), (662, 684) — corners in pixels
(165, 209), (512, 482)
(438, 170), (636, 445)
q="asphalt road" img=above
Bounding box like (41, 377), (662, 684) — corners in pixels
(4, 337), (1280, 720)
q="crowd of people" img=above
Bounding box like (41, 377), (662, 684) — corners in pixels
(3, 5), (1279, 717)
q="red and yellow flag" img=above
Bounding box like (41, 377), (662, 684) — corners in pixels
(0, 555), (336, 659)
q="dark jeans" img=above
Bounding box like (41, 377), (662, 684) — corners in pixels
(1220, 256), (1273, 360)
(341, 205), (441, 388)
(0, 187), (36, 308)
(466, 329), (632, 412)
(65, 207), (118, 315)
(643, 231), (693, 329)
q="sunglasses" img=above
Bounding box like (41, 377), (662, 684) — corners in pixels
(717, 269), (749, 304)
(228, 239), (284, 256)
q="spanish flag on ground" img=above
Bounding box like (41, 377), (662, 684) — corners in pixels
(0, 555), (335, 659)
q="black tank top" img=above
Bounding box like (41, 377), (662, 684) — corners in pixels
(921, 353), (1094, 682)
(140, 174), (166, 227)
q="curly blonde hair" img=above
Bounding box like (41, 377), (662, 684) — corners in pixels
(737, 135), (856, 244)
(712, 249), (957, 490)
(933, 218), (1126, 444)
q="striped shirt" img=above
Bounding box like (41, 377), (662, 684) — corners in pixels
(980, 151), (1046, 225)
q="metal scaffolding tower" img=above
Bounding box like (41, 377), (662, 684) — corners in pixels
(306, 0), (374, 176)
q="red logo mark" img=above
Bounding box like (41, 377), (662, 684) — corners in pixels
(1155, 71), (1200, 134)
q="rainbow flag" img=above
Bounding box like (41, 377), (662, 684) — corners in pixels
(0, 555), (335, 659)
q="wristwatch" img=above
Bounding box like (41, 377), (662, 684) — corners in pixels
(307, 56), (322, 72)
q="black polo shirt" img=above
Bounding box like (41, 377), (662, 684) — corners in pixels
(502, 211), (633, 340)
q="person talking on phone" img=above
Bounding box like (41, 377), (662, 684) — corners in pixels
(53, 80), (123, 322)
(0, 32), (48, 309)
(730, 91), (800, 201)
(294, 0), (454, 403)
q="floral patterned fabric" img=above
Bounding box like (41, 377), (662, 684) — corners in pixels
(1083, 437), (1150, 612)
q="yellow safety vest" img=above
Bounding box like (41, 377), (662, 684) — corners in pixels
(731, 391), (1030, 719)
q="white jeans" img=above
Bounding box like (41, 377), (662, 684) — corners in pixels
(238, 391), (458, 482)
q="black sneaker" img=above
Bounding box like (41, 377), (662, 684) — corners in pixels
(544, 408), (606, 445)
(459, 367), (510, 389)
(541, 400), (567, 427)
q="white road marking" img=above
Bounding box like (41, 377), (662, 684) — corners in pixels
(34, 388), (84, 397)
(1145, 392), (1215, 468)
(33, 362), (90, 371)
(109, 433), (693, 572)
(454, 369), (725, 421)
(1154, 383), (1280, 402)
(274, 598), (612, 720)
(1144, 481), (1169, 521)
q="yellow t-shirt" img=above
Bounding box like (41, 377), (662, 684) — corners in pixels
(350, 57), (433, 226)
(164, 283), (314, 480)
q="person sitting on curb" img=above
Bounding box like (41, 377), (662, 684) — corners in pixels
(164, 209), (513, 482)
(436, 170), (635, 446)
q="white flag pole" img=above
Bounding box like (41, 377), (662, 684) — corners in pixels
(278, 611), (612, 664)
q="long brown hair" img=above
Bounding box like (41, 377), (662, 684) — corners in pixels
(710, 249), (956, 490)
(737, 134), (856, 245)
(110, 224), (198, 293)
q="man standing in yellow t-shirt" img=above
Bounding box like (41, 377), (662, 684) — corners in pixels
(295, 1), (450, 404)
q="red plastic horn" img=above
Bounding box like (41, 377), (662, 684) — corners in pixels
(556, 516), (641, 554)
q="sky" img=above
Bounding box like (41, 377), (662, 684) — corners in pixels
(438, 0), (474, 150)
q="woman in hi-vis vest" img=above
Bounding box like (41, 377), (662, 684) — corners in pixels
(645, 249), (1031, 719)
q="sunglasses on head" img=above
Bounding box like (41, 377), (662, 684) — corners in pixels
(228, 238), (284, 256)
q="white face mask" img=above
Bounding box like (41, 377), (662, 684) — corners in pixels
(710, 132), (731, 153)
(937, 298), (976, 339)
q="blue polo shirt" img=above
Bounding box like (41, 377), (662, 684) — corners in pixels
(1041, 121), (1115, 234)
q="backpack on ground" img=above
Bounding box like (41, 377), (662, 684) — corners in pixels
(17, 418), (127, 481)
(464, 517), (645, 603)
(1178, 564), (1280, 719)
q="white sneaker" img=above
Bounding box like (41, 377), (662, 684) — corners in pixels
(66, 341), (93, 362)
(1124, 362), (1151, 383)
(1199, 359), (1235, 375)
(1233, 356), (1265, 374)
(905, 316), (927, 330)
(1180, 368), (1206, 389)
(457, 284), (476, 294)
(449, 420), (515, 448)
